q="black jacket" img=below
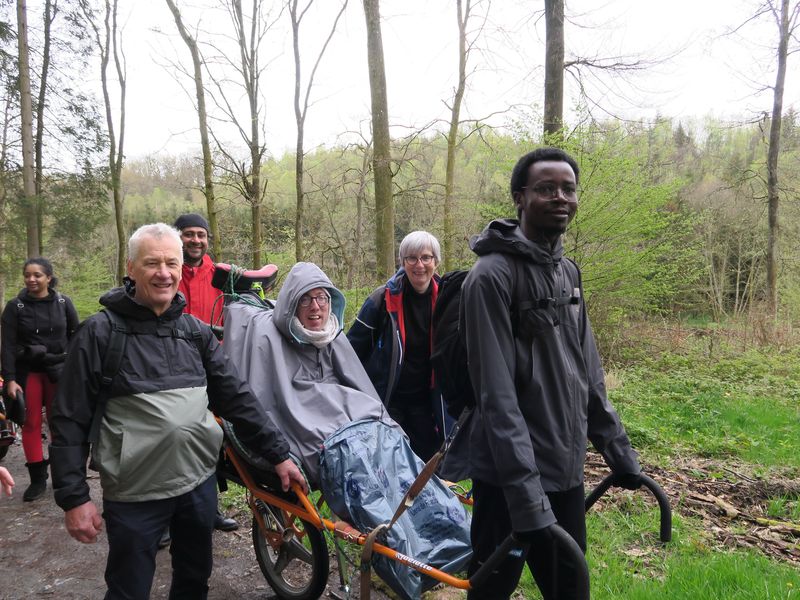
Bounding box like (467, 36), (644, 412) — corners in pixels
(49, 287), (290, 511)
(0, 288), (79, 384)
(461, 219), (640, 532)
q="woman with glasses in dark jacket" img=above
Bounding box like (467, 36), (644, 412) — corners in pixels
(1, 257), (79, 501)
(347, 231), (449, 461)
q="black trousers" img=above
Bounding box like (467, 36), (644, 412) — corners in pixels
(467, 479), (587, 600)
(102, 474), (218, 600)
(388, 402), (441, 462)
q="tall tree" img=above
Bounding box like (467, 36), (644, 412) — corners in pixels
(543, 0), (564, 140)
(289, 0), (347, 262)
(32, 0), (56, 255)
(763, 0), (799, 316)
(85, 0), (126, 283)
(206, 0), (280, 268)
(16, 0), (38, 256)
(363, 0), (394, 279)
(165, 0), (221, 260)
(443, 0), (472, 271)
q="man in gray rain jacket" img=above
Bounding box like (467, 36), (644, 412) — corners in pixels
(462, 148), (642, 600)
(49, 223), (305, 600)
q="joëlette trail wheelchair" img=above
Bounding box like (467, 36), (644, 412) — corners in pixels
(211, 262), (672, 600)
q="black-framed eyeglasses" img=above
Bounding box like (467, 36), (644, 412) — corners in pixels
(522, 183), (580, 200)
(403, 254), (435, 266)
(298, 293), (330, 308)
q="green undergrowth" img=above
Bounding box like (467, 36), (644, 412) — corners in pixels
(607, 344), (800, 470)
(517, 497), (800, 599)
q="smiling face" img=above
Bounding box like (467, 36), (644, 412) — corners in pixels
(23, 263), (52, 298)
(403, 247), (437, 294)
(513, 160), (578, 245)
(126, 234), (183, 315)
(296, 287), (331, 331)
(179, 226), (209, 267)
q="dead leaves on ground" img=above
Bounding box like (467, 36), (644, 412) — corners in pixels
(586, 453), (800, 564)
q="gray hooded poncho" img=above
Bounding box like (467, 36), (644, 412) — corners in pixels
(223, 261), (392, 483)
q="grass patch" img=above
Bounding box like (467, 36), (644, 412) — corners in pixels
(608, 346), (800, 469)
(516, 498), (800, 599)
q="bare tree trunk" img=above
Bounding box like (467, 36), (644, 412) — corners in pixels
(34, 0), (55, 256)
(443, 0), (470, 272)
(363, 0), (394, 280)
(165, 0), (220, 260)
(229, 0), (265, 268)
(86, 0), (126, 282)
(16, 0), (39, 257)
(0, 92), (12, 306)
(290, 0), (304, 262)
(290, 0), (347, 262)
(543, 0), (564, 141)
(765, 0), (792, 317)
(349, 143), (369, 287)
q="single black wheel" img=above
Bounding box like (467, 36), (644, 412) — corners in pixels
(252, 501), (329, 600)
(0, 444), (9, 461)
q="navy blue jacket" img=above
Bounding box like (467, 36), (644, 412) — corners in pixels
(347, 268), (441, 406)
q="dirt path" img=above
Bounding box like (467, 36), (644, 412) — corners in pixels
(0, 442), (394, 599)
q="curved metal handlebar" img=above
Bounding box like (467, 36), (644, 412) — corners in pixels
(585, 473), (672, 543)
(469, 524), (590, 599)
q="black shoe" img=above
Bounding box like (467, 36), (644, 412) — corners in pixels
(214, 510), (238, 532)
(23, 461), (48, 502)
(157, 529), (171, 550)
(23, 479), (47, 502)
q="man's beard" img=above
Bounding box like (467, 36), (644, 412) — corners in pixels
(183, 249), (204, 266)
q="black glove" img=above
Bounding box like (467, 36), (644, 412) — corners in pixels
(613, 472), (643, 490)
(24, 344), (48, 362)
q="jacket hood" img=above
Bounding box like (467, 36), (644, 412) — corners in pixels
(16, 287), (58, 302)
(274, 262), (346, 342)
(470, 218), (564, 265)
(99, 286), (186, 321)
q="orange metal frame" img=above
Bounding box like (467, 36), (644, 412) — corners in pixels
(224, 445), (473, 591)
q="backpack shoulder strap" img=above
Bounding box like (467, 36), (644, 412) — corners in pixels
(88, 309), (129, 444)
(174, 313), (207, 356)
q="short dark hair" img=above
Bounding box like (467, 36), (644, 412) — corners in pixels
(510, 147), (580, 197)
(23, 256), (58, 288)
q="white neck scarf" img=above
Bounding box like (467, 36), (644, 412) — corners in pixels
(291, 313), (340, 348)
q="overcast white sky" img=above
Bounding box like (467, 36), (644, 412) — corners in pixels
(115, 0), (798, 159)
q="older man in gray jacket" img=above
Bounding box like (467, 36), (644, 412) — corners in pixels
(49, 223), (305, 600)
(462, 148), (642, 600)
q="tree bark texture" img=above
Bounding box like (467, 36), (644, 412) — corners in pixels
(544, 0), (565, 141)
(16, 0), (39, 257)
(443, 0), (470, 272)
(363, 0), (394, 280)
(34, 0), (55, 256)
(765, 0), (792, 317)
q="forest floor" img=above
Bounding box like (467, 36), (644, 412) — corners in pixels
(1, 440), (798, 599)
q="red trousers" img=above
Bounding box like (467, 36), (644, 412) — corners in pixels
(21, 372), (56, 463)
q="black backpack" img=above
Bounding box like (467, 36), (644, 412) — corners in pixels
(431, 256), (580, 420)
(431, 270), (473, 420)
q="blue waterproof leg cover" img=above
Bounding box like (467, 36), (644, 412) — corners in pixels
(319, 419), (472, 600)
